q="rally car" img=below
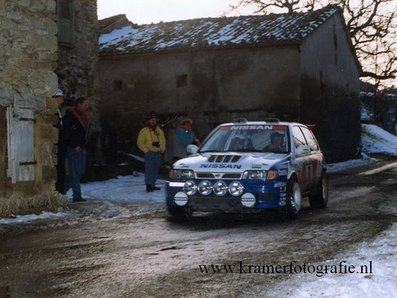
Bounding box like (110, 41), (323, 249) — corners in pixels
(166, 120), (328, 219)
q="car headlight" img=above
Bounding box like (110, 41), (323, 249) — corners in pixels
(243, 170), (266, 180)
(213, 181), (228, 196)
(183, 180), (197, 195)
(198, 180), (213, 195)
(170, 169), (195, 180)
(228, 181), (244, 196)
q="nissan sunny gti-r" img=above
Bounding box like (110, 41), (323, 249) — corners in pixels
(166, 120), (328, 220)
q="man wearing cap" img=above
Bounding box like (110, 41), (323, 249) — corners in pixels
(53, 88), (68, 194)
(63, 97), (90, 202)
(137, 113), (166, 192)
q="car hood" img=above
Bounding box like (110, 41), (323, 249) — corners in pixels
(173, 152), (290, 172)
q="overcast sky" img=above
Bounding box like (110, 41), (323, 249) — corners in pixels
(97, 0), (255, 24)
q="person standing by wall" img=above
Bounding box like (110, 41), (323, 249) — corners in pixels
(137, 112), (166, 192)
(63, 97), (90, 202)
(52, 89), (68, 194)
(173, 118), (200, 162)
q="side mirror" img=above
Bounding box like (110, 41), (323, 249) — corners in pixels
(186, 144), (199, 155)
(295, 144), (310, 156)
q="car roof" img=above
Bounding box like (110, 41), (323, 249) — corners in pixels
(218, 121), (305, 127)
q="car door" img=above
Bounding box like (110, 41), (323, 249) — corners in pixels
(300, 126), (323, 190)
(292, 125), (312, 193)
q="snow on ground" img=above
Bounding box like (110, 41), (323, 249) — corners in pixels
(0, 212), (68, 225)
(266, 223), (397, 298)
(327, 153), (376, 174)
(70, 173), (165, 204)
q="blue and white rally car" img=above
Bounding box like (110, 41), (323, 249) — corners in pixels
(166, 120), (328, 219)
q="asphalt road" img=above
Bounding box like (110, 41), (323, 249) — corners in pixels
(0, 158), (396, 297)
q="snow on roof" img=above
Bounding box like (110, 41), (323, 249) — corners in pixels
(99, 6), (340, 55)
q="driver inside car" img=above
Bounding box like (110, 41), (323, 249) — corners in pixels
(264, 132), (286, 153)
(229, 137), (244, 151)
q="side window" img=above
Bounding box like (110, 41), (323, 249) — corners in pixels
(292, 126), (307, 148)
(57, 0), (74, 45)
(301, 126), (319, 151)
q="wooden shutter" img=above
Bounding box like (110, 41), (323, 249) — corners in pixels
(6, 107), (36, 183)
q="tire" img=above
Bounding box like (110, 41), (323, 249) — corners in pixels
(284, 179), (302, 219)
(309, 173), (329, 209)
(167, 206), (192, 221)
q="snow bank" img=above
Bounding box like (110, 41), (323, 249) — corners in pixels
(0, 212), (67, 225)
(361, 124), (397, 156)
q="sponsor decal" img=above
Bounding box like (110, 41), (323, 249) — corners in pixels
(200, 164), (242, 169)
(230, 125), (288, 131)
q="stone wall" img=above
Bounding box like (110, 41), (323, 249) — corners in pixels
(0, 0), (65, 216)
(55, 0), (99, 166)
(56, 0), (98, 101)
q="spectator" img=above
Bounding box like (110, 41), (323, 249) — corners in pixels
(173, 118), (200, 162)
(63, 97), (90, 202)
(137, 112), (166, 192)
(52, 89), (67, 194)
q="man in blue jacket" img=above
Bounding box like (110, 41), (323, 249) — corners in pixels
(63, 97), (90, 202)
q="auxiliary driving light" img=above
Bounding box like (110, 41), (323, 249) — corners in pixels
(228, 181), (244, 196)
(213, 181), (228, 196)
(198, 180), (213, 195)
(241, 193), (256, 207)
(174, 192), (189, 206)
(183, 180), (197, 195)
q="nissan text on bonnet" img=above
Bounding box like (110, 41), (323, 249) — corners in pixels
(166, 119), (328, 219)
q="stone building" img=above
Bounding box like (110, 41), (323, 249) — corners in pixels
(97, 6), (361, 162)
(0, 0), (97, 216)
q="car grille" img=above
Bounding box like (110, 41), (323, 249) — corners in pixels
(196, 173), (242, 179)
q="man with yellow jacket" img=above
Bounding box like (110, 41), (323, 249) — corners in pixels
(137, 112), (166, 192)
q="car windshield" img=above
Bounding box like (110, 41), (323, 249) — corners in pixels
(200, 124), (290, 153)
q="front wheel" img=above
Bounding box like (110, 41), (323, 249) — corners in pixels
(284, 179), (302, 219)
(309, 174), (329, 208)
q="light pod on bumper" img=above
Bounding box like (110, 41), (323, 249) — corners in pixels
(183, 180), (197, 195)
(228, 181), (244, 196)
(198, 180), (213, 195)
(213, 181), (228, 196)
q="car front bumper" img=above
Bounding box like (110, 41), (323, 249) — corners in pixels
(166, 179), (287, 212)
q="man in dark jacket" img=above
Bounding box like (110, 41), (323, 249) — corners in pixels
(63, 97), (90, 202)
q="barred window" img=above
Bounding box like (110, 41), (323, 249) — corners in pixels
(57, 0), (74, 45)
